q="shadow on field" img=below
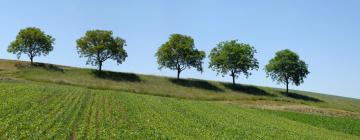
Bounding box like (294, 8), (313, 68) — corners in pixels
(15, 62), (64, 73)
(222, 83), (274, 96)
(282, 92), (322, 102)
(92, 71), (141, 82)
(169, 78), (224, 92)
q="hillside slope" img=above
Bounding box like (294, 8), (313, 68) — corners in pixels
(1, 59), (359, 113)
(0, 59), (359, 139)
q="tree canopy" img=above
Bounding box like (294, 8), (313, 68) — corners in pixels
(76, 30), (127, 72)
(209, 40), (259, 85)
(265, 49), (309, 94)
(155, 34), (205, 80)
(7, 27), (55, 64)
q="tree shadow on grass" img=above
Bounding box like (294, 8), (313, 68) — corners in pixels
(222, 83), (275, 96)
(92, 70), (141, 82)
(282, 92), (322, 102)
(15, 62), (64, 73)
(169, 78), (224, 92)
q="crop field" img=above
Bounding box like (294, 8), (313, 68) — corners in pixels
(0, 60), (359, 139)
(266, 111), (360, 136)
(0, 82), (359, 140)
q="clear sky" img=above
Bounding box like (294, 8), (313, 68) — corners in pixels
(0, 0), (359, 98)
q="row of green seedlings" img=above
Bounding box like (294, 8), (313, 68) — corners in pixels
(0, 84), (66, 138)
(0, 84), (83, 139)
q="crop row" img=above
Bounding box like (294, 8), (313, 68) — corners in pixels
(0, 82), (358, 139)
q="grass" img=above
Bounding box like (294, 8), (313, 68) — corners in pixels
(0, 59), (359, 139)
(0, 82), (359, 139)
(3, 59), (360, 113)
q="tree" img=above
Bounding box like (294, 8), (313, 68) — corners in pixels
(265, 49), (309, 94)
(76, 30), (127, 72)
(155, 34), (205, 80)
(8, 27), (55, 65)
(209, 40), (259, 85)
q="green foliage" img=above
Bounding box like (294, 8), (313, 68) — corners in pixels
(155, 34), (205, 79)
(7, 27), (55, 64)
(265, 49), (309, 93)
(209, 40), (259, 85)
(76, 30), (127, 71)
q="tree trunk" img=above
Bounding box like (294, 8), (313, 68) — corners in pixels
(30, 57), (34, 65)
(177, 69), (181, 80)
(231, 71), (236, 85)
(232, 75), (235, 85)
(98, 62), (102, 72)
(96, 52), (102, 72)
(286, 79), (289, 94)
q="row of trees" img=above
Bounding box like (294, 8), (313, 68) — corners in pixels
(156, 34), (309, 93)
(6, 27), (309, 94)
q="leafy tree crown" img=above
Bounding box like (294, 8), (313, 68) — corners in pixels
(155, 34), (205, 72)
(76, 30), (127, 67)
(265, 49), (309, 86)
(209, 40), (259, 78)
(8, 27), (55, 59)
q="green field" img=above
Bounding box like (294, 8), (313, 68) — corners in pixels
(0, 59), (359, 139)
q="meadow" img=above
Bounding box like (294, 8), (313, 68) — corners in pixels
(0, 59), (359, 139)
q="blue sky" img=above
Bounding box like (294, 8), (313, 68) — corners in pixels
(0, 0), (359, 98)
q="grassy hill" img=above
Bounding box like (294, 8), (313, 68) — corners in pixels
(0, 59), (359, 139)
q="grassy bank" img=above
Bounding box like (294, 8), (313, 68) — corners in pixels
(1, 59), (359, 113)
